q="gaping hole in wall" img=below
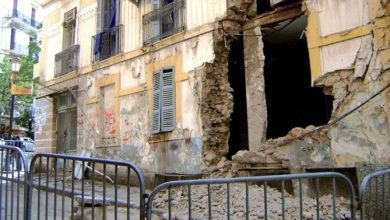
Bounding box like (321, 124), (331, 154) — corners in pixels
(257, 0), (298, 15)
(228, 35), (249, 158)
(262, 16), (333, 139)
(257, 0), (272, 14)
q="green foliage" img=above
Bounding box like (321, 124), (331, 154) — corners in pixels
(0, 40), (40, 131)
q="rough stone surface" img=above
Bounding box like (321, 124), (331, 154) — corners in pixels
(201, 0), (257, 165)
(151, 184), (352, 219)
(232, 150), (266, 163)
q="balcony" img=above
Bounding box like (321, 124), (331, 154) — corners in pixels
(55, 45), (80, 77)
(10, 9), (42, 30)
(143, 0), (185, 44)
(10, 42), (29, 55)
(92, 25), (123, 63)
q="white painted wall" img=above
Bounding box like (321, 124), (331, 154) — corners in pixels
(182, 32), (215, 73)
(186, 0), (226, 30)
(320, 35), (372, 74)
(77, 3), (96, 68)
(314, 0), (370, 36)
(121, 0), (142, 52)
(45, 29), (61, 81)
(120, 56), (146, 90)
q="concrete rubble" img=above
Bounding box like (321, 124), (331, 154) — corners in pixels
(151, 184), (353, 220)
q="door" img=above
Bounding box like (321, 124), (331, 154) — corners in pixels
(56, 91), (77, 153)
(57, 111), (68, 153)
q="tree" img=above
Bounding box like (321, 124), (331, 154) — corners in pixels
(0, 40), (40, 137)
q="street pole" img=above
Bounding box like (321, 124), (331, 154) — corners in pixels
(8, 95), (15, 139)
(8, 69), (18, 140)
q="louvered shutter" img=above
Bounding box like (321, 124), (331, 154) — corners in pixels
(151, 70), (162, 134)
(161, 68), (175, 132)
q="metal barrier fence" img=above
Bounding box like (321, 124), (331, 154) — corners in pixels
(0, 145), (29, 220)
(27, 153), (146, 220)
(359, 169), (390, 220)
(146, 172), (356, 220)
(3, 140), (34, 153)
(2, 142), (390, 220)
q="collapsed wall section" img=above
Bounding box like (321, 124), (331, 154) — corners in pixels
(200, 0), (256, 165)
(231, 0), (390, 174)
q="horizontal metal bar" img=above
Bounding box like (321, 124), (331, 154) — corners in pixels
(28, 153), (146, 220)
(147, 172), (357, 219)
(359, 169), (390, 220)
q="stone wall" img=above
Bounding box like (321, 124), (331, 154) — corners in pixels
(313, 0), (390, 167)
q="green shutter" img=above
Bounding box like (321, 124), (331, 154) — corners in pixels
(161, 67), (175, 132)
(151, 70), (162, 134)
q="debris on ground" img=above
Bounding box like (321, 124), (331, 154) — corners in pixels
(151, 183), (352, 220)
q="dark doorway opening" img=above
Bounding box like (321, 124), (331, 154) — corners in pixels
(257, 0), (272, 14)
(228, 36), (249, 158)
(262, 16), (333, 139)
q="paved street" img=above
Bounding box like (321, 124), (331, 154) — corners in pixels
(0, 171), (146, 219)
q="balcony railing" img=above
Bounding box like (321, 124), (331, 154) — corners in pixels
(92, 25), (123, 63)
(10, 42), (29, 55)
(143, 0), (185, 44)
(11, 9), (42, 29)
(55, 45), (80, 77)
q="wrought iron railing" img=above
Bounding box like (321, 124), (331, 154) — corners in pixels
(142, 0), (185, 44)
(55, 45), (80, 77)
(11, 9), (42, 29)
(91, 25), (123, 63)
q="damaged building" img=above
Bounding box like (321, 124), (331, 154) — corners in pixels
(34, 0), (390, 184)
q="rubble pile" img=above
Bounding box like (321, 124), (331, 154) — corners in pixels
(230, 125), (331, 173)
(152, 183), (352, 220)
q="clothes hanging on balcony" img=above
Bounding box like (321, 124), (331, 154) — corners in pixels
(94, 33), (102, 55)
(109, 0), (116, 29)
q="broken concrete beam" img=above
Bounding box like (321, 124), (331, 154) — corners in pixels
(232, 150), (266, 164)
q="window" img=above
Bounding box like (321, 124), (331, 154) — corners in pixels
(92, 0), (122, 62)
(55, 8), (80, 77)
(63, 8), (77, 49)
(151, 67), (176, 134)
(143, 0), (185, 44)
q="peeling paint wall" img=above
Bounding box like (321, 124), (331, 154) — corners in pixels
(309, 0), (390, 167)
(233, 0), (390, 171)
(76, 32), (217, 174)
(261, 0), (390, 169)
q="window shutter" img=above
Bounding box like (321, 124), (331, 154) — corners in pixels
(151, 0), (160, 39)
(96, 0), (102, 33)
(161, 68), (175, 132)
(151, 70), (162, 134)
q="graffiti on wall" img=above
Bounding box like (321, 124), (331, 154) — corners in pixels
(34, 107), (47, 132)
(119, 92), (146, 144)
(104, 110), (116, 135)
(101, 85), (119, 147)
(121, 106), (143, 142)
